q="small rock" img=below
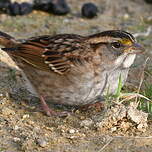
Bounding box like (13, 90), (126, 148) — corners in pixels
(110, 126), (117, 132)
(37, 138), (48, 148)
(0, 94), (3, 97)
(13, 137), (21, 142)
(81, 3), (98, 19)
(68, 129), (75, 134)
(14, 125), (20, 130)
(63, 18), (70, 23)
(127, 102), (148, 125)
(137, 123), (148, 132)
(123, 13), (130, 20)
(80, 119), (93, 127)
(22, 114), (30, 119)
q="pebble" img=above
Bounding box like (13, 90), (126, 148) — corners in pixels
(123, 13), (130, 20)
(63, 18), (70, 23)
(22, 114), (30, 119)
(110, 126), (117, 132)
(37, 138), (48, 148)
(80, 119), (93, 127)
(14, 125), (20, 130)
(68, 129), (75, 134)
(81, 3), (98, 19)
(0, 94), (3, 97)
(13, 137), (21, 142)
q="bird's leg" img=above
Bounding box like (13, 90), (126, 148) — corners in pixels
(40, 96), (69, 117)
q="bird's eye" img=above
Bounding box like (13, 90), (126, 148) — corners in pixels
(111, 42), (121, 49)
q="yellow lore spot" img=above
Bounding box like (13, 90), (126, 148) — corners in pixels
(119, 39), (132, 45)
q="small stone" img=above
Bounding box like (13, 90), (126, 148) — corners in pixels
(68, 129), (75, 134)
(13, 137), (21, 142)
(120, 122), (131, 131)
(127, 102), (148, 124)
(0, 94), (3, 97)
(22, 114), (30, 119)
(80, 119), (93, 127)
(37, 138), (47, 148)
(137, 123), (148, 132)
(123, 13), (130, 20)
(63, 18), (70, 23)
(14, 125), (20, 130)
(81, 3), (98, 19)
(110, 126), (117, 132)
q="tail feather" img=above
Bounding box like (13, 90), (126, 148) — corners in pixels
(0, 31), (18, 48)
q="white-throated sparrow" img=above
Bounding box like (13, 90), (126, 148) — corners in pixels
(0, 30), (144, 116)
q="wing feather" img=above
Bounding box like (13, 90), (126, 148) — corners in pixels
(4, 34), (93, 74)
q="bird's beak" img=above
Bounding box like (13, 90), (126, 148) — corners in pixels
(130, 43), (145, 54)
(124, 43), (145, 54)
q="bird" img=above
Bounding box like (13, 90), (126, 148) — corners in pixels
(0, 30), (144, 116)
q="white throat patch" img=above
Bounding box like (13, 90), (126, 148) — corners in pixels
(114, 53), (136, 68)
(123, 54), (136, 68)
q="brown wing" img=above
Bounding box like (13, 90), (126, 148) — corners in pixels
(5, 34), (93, 75)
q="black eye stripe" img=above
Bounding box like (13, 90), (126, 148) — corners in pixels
(111, 42), (122, 48)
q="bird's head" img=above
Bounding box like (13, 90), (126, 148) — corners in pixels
(88, 30), (144, 68)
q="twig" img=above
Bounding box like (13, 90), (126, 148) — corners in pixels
(98, 137), (113, 152)
(114, 135), (152, 139)
(135, 57), (149, 103)
(133, 26), (152, 38)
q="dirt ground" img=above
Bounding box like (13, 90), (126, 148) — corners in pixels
(0, 0), (152, 151)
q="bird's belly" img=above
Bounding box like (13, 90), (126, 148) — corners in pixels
(21, 65), (107, 106)
(20, 62), (129, 106)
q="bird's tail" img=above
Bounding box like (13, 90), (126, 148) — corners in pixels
(0, 31), (18, 48)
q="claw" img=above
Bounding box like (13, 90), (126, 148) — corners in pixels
(40, 96), (70, 117)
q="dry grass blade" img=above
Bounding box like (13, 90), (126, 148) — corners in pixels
(98, 137), (113, 152)
(135, 57), (149, 103)
(133, 26), (152, 37)
(118, 92), (151, 103)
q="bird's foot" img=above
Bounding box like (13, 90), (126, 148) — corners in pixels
(40, 96), (70, 117)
